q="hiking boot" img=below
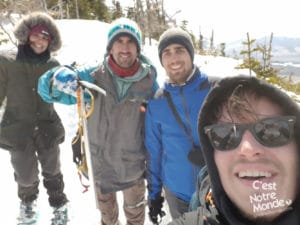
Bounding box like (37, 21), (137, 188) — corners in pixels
(51, 204), (68, 225)
(17, 201), (38, 225)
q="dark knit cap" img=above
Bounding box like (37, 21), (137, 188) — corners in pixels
(158, 27), (194, 64)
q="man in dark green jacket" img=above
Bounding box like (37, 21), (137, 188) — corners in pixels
(0, 12), (68, 225)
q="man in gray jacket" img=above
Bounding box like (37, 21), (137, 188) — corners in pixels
(38, 17), (159, 225)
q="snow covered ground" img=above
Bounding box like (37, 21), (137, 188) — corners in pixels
(0, 18), (282, 225)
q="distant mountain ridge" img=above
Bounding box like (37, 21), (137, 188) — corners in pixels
(270, 37), (300, 64)
(225, 36), (300, 63)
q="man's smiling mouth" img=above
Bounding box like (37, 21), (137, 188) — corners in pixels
(238, 171), (272, 179)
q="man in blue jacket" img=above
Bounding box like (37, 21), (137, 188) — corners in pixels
(145, 27), (213, 223)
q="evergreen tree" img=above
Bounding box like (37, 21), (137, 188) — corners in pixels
(110, 0), (123, 21)
(46, 0), (109, 21)
(236, 32), (262, 76)
(255, 32), (279, 79)
(236, 33), (300, 98)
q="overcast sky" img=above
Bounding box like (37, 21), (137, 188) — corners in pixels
(107, 0), (300, 43)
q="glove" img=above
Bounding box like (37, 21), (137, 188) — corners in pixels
(52, 66), (78, 97)
(148, 196), (166, 224)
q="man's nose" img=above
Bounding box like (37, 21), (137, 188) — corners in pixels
(237, 130), (265, 158)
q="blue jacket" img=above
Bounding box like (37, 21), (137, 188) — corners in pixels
(145, 67), (211, 202)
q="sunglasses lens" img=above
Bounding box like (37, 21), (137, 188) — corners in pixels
(206, 116), (295, 151)
(254, 118), (292, 147)
(208, 125), (241, 150)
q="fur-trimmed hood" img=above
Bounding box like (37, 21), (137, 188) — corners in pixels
(197, 75), (300, 224)
(14, 12), (61, 52)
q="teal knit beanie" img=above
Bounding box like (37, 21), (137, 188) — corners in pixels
(106, 17), (142, 54)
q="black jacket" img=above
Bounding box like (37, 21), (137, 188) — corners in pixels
(0, 45), (64, 150)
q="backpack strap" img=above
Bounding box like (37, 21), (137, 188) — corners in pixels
(163, 90), (188, 134)
(163, 76), (220, 139)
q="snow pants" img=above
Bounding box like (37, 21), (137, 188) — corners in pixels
(9, 128), (68, 208)
(96, 178), (146, 225)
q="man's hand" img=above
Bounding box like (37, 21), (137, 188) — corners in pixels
(148, 196), (166, 224)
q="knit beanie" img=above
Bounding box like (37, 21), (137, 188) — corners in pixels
(14, 12), (61, 52)
(158, 27), (194, 64)
(106, 17), (142, 54)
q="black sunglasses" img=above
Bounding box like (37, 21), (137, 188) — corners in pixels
(204, 116), (296, 151)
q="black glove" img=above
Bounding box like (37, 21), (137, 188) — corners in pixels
(148, 196), (166, 224)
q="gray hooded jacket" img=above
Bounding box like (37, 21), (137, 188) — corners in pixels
(86, 59), (157, 194)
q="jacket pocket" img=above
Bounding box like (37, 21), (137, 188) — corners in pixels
(36, 120), (65, 149)
(0, 122), (32, 150)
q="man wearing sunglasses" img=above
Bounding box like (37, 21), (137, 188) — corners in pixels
(168, 75), (299, 225)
